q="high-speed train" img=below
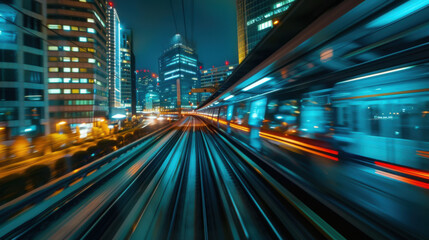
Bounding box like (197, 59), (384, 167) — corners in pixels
(199, 65), (429, 170)
(197, 0), (429, 171)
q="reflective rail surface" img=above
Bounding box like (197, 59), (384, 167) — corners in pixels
(0, 116), (426, 239)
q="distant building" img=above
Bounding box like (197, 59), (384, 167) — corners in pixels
(0, 0), (49, 140)
(107, 2), (121, 112)
(120, 28), (133, 114)
(136, 70), (159, 112)
(200, 63), (237, 102)
(236, 0), (296, 63)
(47, 0), (108, 132)
(158, 34), (200, 111)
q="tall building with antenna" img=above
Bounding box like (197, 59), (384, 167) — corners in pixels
(158, 34), (200, 111)
(46, 0), (108, 133)
(0, 0), (49, 140)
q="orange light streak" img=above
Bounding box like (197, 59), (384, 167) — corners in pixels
(230, 123), (250, 132)
(218, 120), (227, 125)
(259, 132), (338, 155)
(375, 170), (429, 189)
(260, 135), (338, 161)
(375, 161), (429, 180)
(417, 153), (429, 159)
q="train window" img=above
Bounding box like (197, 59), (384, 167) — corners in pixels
(227, 105), (234, 121)
(233, 102), (250, 125)
(262, 99), (300, 135)
(399, 102), (429, 142)
(300, 93), (333, 139)
(248, 98), (267, 127)
(219, 106), (227, 120)
(351, 105), (358, 132)
(368, 105), (380, 136)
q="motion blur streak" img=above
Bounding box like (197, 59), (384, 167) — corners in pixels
(375, 170), (429, 189)
(374, 161), (429, 180)
(230, 123), (250, 132)
(259, 132), (339, 155)
(260, 135), (339, 161)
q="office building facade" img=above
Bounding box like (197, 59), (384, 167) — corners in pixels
(0, 0), (49, 140)
(47, 0), (108, 132)
(107, 2), (121, 112)
(120, 27), (133, 113)
(158, 34), (200, 111)
(136, 70), (159, 112)
(200, 63), (237, 102)
(236, 0), (295, 63)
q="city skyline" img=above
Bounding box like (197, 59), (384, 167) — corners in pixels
(114, 0), (238, 71)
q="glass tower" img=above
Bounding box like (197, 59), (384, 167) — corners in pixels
(236, 0), (296, 63)
(0, 0), (49, 139)
(158, 34), (200, 111)
(120, 28), (133, 113)
(107, 3), (121, 111)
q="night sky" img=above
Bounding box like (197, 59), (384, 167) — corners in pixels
(114, 0), (238, 72)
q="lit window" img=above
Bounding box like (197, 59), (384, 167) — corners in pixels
(80, 89), (89, 94)
(72, 78), (79, 83)
(48, 24), (61, 29)
(63, 46), (71, 51)
(49, 78), (62, 83)
(63, 25), (71, 31)
(48, 57), (58, 61)
(80, 68), (87, 73)
(64, 78), (71, 83)
(72, 89), (79, 94)
(88, 58), (96, 63)
(79, 37), (87, 42)
(48, 46), (58, 51)
(258, 20), (273, 31)
(87, 28), (95, 33)
(88, 48), (95, 53)
(72, 68), (79, 73)
(64, 89), (71, 94)
(80, 78), (88, 83)
(71, 26), (79, 31)
(63, 57), (70, 62)
(49, 67), (59, 72)
(48, 89), (61, 94)
(87, 18), (95, 23)
(72, 57), (79, 62)
(72, 47), (79, 52)
(64, 68), (71, 73)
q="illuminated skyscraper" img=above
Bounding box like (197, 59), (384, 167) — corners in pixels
(136, 70), (159, 112)
(120, 28), (133, 113)
(158, 34), (200, 111)
(200, 63), (237, 102)
(236, 0), (295, 63)
(47, 0), (108, 132)
(107, 2), (121, 112)
(0, 0), (49, 139)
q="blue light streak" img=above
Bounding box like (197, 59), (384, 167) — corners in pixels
(367, 0), (429, 28)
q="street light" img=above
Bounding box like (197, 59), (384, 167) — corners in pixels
(56, 121), (67, 133)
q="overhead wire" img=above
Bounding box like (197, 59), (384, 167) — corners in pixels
(169, 0), (179, 34)
(181, 0), (187, 41)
